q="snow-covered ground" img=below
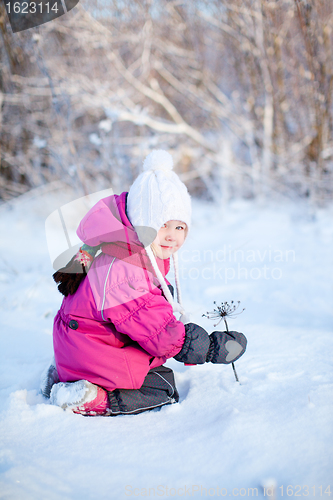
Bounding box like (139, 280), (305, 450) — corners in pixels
(0, 183), (332, 499)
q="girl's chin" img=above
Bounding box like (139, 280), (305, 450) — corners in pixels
(158, 252), (172, 259)
(151, 244), (178, 259)
(158, 247), (176, 259)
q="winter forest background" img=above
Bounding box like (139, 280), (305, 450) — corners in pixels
(1, 0), (333, 205)
(0, 1), (333, 499)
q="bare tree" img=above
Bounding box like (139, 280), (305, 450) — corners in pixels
(0, 0), (332, 203)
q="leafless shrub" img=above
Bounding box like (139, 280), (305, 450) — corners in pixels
(0, 0), (332, 204)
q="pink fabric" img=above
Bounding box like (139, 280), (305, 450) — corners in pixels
(53, 193), (185, 392)
(72, 386), (109, 416)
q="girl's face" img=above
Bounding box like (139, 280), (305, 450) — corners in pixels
(151, 220), (187, 260)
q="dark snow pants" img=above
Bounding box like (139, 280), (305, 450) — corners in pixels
(107, 365), (179, 416)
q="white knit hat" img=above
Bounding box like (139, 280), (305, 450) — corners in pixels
(127, 150), (191, 235)
(127, 150), (191, 319)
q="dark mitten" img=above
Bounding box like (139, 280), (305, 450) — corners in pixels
(174, 323), (210, 365)
(206, 331), (247, 364)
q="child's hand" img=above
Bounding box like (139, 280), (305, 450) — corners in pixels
(206, 331), (247, 364)
(174, 325), (247, 366)
(174, 323), (210, 365)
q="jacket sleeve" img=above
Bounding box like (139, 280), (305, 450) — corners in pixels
(101, 278), (185, 360)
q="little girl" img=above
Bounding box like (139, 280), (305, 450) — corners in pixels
(43, 150), (247, 416)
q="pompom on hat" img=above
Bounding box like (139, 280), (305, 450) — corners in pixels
(142, 149), (174, 172)
(127, 150), (192, 319)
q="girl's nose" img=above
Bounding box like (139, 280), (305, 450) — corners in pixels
(165, 231), (175, 241)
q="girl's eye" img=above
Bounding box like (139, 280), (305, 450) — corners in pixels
(176, 226), (185, 230)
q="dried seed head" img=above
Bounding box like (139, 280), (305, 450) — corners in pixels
(202, 300), (245, 327)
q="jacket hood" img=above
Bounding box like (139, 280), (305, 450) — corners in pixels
(77, 192), (170, 276)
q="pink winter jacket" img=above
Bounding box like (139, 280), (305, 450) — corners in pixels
(53, 192), (186, 391)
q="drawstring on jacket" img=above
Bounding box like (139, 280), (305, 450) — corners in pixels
(145, 245), (191, 325)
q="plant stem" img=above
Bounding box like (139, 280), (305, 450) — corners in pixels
(232, 362), (239, 382)
(224, 317), (240, 383)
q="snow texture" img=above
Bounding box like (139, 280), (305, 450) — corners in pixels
(50, 380), (96, 409)
(0, 183), (332, 499)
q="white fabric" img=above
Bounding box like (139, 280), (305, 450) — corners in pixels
(50, 380), (97, 409)
(145, 245), (184, 315)
(127, 150), (191, 233)
(127, 150), (191, 319)
(172, 252), (182, 305)
(179, 313), (192, 325)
